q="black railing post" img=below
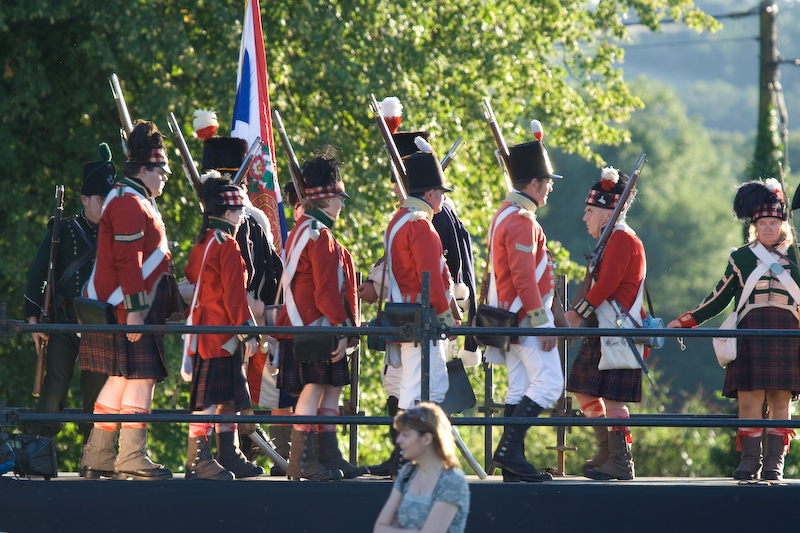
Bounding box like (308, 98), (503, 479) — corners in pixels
(420, 271), (432, 402)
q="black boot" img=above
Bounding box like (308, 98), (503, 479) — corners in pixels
(286, 429), (343, 481)
(584, 429), (634, 481)
(268, 425), (292, 476)
(733, 435), (763, 480)
(241, 424), (269, 461)
(366, 396), (404, 477)
(216, 430), (265, 478)
(582, 419), (610, 474)
(185, 435), (233, 481)
(491, 396), (552, 482)
(501, 405), (521, 483)
(316, 430), (368, 478)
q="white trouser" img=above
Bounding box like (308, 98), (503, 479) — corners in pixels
(504, 338), (563, 407)
(398, 340), (449, 409)
(382, 364), (402, 399)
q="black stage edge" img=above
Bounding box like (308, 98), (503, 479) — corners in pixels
(2, 475), (799, 532)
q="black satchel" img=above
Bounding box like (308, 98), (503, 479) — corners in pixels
(75, 296), (118, 325)
(293, 333), (338, 362)
(474, 303), (517, 351)
(382, 302), (421, 343)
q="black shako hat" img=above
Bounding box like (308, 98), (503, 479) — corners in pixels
(403, 135), (453, 195)
(82, 142), (116, 197)
(202, 137), (248, 177)
(508, 140), (562, 187)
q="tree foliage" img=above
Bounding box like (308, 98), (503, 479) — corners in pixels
(0, 0), (719, 473)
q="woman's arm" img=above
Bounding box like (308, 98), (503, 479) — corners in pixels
(373, 489), (403, 533)
(419, 501), (459, 533)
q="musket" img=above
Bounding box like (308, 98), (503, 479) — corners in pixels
(440, 137), (464, 172)
(108, 73), (134, 156)
(272, 109), (307, 201)
(481, 97), (513, 192)
(166, 112), (203, 207)
(232, 136), (262, 186)
(368, 93), (408, 200)
(777, 162), (800, 267)
(34, 185), (64, 397)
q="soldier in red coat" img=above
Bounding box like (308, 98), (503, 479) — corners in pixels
(182, 176), (259, 480)
(79, 120), (174, 480)
(276, 147), (363, 481)
(384, 139), (456, 411)
(484, 133), (564, 483)
(564, 168), (647, 481)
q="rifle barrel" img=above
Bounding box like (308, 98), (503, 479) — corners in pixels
(233, 136), (262, 186)
(166, 113), (203, 207)
(481, 98), (513, 192)
(272, 109), (306, 201)
(368, 93), (408, 200)
(109, 73), (134, 135)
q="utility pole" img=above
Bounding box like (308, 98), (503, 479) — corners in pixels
(749, 1), (784, 180)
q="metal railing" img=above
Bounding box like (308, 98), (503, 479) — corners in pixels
(4, 272), (800, 476)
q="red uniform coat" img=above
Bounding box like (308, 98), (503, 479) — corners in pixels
(574, 224), (647, 321)
(185, 228), (254, 359)
(277, 213), (359, 329)
(488, 192), (555, 325)
(89, 178), (172, 323)
(386, 199), (452, 316)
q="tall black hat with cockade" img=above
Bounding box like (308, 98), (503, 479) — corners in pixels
(507, 120), (562, 188)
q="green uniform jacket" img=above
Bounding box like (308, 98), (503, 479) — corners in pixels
(24, 212), (99, 324)
(684, 243), (800, 326)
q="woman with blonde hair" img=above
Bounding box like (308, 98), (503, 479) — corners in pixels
(374, 402), (470, 533)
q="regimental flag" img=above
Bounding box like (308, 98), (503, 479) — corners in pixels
(232, 0), (287, 254)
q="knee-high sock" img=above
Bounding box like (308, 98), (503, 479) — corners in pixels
(94, 402), (120, 432)
(120, 405), (148, 430)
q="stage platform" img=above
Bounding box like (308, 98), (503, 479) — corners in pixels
(1, 473), (799, 532)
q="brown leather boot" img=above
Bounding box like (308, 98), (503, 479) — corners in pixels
(114, 427), (172, 480)
(185, 435), (233, 481)
(582, 419), (610, 474)
(762, 433), (787, 481)
(216, 430), (265, 478)
(286, 429), (343, 481)
(733, 435), (762, 480)
(316, 430), (368, 479)
(584, 429), (634, 481)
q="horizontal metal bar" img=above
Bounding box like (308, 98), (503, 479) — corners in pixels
(5, 319), (800, 339)
(7, 412), (800, 429)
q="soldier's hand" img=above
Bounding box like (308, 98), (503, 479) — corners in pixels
(539, 335), (557, 352)
(358, 281), (379, 304)
(244, 338), (258, 359)
(331, 337), (348, 363)
(28, 317), (49, 345)
(667, 319), (682, 329)
(126, 311), (144, 343)
(564, 310), (583, 328)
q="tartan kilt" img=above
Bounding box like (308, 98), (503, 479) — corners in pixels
(78, 279), (168, 381)
(189, 346), (251, 412)
(567, 316), (642, 403)
(276, 338), (351, 394)
(722, 306), (800, 399)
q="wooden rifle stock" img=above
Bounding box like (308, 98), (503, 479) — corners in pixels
(34, 185), (64, 397)
(571, 153), (647, 309)
(481, 97), (513, 192)
(272, 109), (306, 201)
(109, 73), (134, 156)
(368, 93), (408, 200)
(232, 136), (262, 186)
(166, 112), (203, 208)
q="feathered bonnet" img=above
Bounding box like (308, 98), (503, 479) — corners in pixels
(586, 167), (630, 210)
(733, 178), (786, 223)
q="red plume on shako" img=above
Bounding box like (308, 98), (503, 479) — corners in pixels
(530, 119), (543, 141)
(380, 96), (403, 134)
(193, 109), (219, 141)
